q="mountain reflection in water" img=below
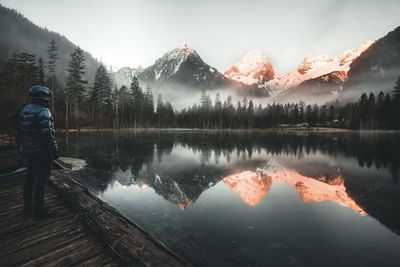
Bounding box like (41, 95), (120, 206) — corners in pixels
(223, 160), (366, 215)
(58, 130), (400, 267)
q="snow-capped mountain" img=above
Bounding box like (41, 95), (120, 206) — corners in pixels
(111, 66), (143, 88)
(111, 39), (378, 103)
(274, 71), (348, 103)
(272, 41), (374, 90)
(224, 41), (373, 98)
(224, 49), (275, 85)
(138, 43), (226, 88)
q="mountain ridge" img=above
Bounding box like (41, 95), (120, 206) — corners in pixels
(0, 4), (101, 82)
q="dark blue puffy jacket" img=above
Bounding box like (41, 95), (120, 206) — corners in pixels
(19, 85), (59, 159)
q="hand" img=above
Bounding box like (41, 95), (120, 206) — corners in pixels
(52, 150), (60, 160)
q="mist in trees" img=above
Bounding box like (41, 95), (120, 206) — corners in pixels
(1, 37), (400, 134)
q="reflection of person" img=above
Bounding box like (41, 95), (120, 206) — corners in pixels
(18, 85), (59, 219)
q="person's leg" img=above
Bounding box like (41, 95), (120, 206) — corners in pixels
(33, 156), (57, 219)
(23, 157), (36, 213)
(33, 156), (51, 212)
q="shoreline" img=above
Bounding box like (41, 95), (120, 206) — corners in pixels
(55, 127), (400, 133)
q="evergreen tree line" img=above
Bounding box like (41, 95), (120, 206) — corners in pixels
(1, 38), (400, 133)
(0, 51), (48, 130)
(0, 39), (175, 132)
(177, 79), (400, 130)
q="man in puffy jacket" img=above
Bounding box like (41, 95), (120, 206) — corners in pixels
(18, 85), (59, 219)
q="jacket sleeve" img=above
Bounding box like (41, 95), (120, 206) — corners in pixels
(38, 108), (59, 160)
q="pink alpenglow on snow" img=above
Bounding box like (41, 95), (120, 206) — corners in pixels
(224, 41), (374, 96)
(222, 160), (366, 216)
(272, 40), (374, 89)
(224, 50), (275, 85)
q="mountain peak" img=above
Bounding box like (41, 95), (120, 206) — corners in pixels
(297, 41), (374, 75)
(177, 43), (196, 54)
(137, 44), (225, 88)
(224, 49), (275, 85)
(271, 40), (374, 90)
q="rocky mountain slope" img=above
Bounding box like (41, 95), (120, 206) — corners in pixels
(111, 66), (143, 89)
(220, 40), (374, 102)
(137, 43), (226, 89)
(344, 26), (400, 95)
(111, 27), (399, 104)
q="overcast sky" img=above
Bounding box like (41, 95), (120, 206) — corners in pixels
(1, 0), (399, 73)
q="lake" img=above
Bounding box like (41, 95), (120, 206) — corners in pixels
(57, 129), (400, 267)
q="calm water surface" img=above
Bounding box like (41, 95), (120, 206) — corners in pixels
(58, 130), (400, 267)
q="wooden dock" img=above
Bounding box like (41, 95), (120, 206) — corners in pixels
(0, 181), (120, 266)
(0, 165), (189, 266)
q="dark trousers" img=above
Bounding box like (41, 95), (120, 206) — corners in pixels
(23, 156), (52, 210)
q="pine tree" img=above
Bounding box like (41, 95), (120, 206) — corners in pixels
(47, 39), (58, 112)
(16, 52), (38, 86)
(305, 105), (312, 126)
(199, 88), (212, 127)
(38, 57), (45, 84)
(156, 94), (164, 127)
(328, 104), (335, 122)
(118, 85), (129, 126)
(320, 105), (328, 124)
(65, 46), (87, 131)
(130, 76), (143, 128)
(393, 76), (400, 128)
(247, 100), (255, 128)
(393, 76), (400, 101)
(214, 93), (222, 128)
(90, 64), (112, 125)
(143, 86), (154, 128)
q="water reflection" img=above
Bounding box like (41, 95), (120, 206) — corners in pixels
(223, 160), (366, 215)
(58, 130), (400, 266)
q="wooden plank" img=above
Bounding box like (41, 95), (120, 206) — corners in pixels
(18, 236), (118, 267)
(0, 211), (73, 238)
(0, 193), (23, 203)
(0, 218), (78, 253)
(0, 205), (69, 229)
(0, 196), (62, 216)
(0, 202), (69, 227)
(50, 170), (190, 266)
(44, 243), (111, 267)
(19, 237), (97, 267)
(0, 191), (59, 210)
(103, 259), (122, 267)
(0, 208), (72, 238)
(0, 227), (88, 266)
(76, 251), (118, 267)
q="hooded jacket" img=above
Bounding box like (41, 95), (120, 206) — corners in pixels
(19, 85), (59, 159)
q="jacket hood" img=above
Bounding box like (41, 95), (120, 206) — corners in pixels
(29, 85), (52, 107)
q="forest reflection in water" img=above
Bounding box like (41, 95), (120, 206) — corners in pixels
(58, 130), (400, 267)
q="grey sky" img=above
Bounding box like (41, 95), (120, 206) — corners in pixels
(1, 0), (399, 73)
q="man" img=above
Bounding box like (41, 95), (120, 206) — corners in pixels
(18, 85), (59, 219)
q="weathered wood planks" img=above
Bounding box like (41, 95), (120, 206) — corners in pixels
(0, 183), (120, 266)
(0, 165), (190, 267)
(50, 170), (190, 267)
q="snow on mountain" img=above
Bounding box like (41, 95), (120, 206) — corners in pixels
(225, 41), (373, 97)
(112, 40), (374, 101)
(224, 49), (275, 85)
(270, 41), (374, 91)
(138, 43), (225, 88)
(111, 66), (142, 88)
